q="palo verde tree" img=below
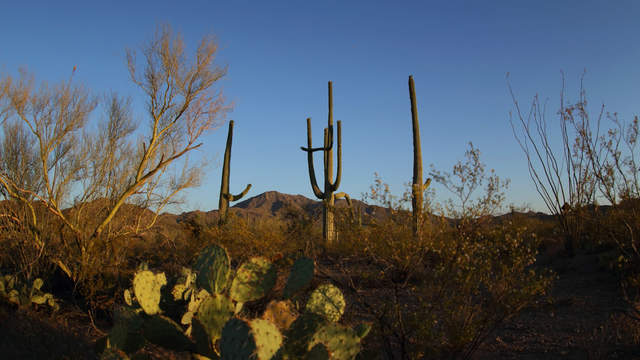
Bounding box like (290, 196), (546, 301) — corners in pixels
(0, 25), (229, 288)
(218, 120), (251, 225)
(301, 81), (350, 245)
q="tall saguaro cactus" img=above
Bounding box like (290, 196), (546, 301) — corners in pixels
(409, 75), (431, 240)
(218, 120), (251, 225)
(301, 81), (350, 245)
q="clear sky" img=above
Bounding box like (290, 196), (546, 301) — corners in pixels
(1, 1), (639, 213)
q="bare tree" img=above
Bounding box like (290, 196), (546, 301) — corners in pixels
(0, 26), (229, 285)
(508, 72), (597, 256)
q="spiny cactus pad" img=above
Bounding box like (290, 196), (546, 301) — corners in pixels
(308, 323), (362, 360)
(306, 343), (330, 360)
(220, 318), (283, 360)
(195, 244), (231, 295)
(229, 257), (277, 303)
(108, 306), (145, 355)
(142, 315), (194, 353)
(132, 270), (167, 315)
(249, 319), (283, 360)
(191, 318), (218, 359)
(195, 293), (234, 344)
(220, 318), (255, 359)
(262, 300), (298, 330)
(305, 284), (345, 323)
(282, 313), (325, 358)
(283, 257), (314, 299)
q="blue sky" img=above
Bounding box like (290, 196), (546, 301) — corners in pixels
(1, 1), (639, 213)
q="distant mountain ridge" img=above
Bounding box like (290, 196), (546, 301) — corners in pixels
(174, 190), (392, 226)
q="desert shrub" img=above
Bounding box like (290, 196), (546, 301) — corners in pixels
(329, 144), (553, 359)
(201, 211), (311, 263)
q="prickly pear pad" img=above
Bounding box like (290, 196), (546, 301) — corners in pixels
(220, 318), (255, 359)
(283, 257), (314, 299)
(195, 293), (234, 343)
(133, 270), (166, 315)
(230, 257), (277, 303)
(195, 244), (230, 295)
(309, 323), (362, 360)
(191, 318), (217, 358)
(249, 319), (283, 360)
(305, 284), (345, 323)
(108, 306), (145, 355)
(307, 343), (330, 360)
(142, 315), (194, 353)
(282, 313), (325, 358)
(262, 300), (298, 330)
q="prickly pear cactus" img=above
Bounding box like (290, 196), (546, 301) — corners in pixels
(249, 319), (283, 360)
(142, 315), (194, 352)
(132, 270), (167, 315)
(180, 288), (210, 330)
(305, 284), (345, 323)
(308, 323), (363, 360)
(220, 318), (283, 360)
(229, 257), (277, 303)
(172, 267), (197, 301)
(191, 318), (219, 359)
(307, 343), (330, 360)
(281, 313), (326, 358)
(283, 257), (314, 299)
(0, 274), (58, 310)
(195, 293), (234, 344)
(108, 306), (145, 355)
(262, 300), (298, 330)
(195, 244), (231, 295)
(220, 318), (255, 359)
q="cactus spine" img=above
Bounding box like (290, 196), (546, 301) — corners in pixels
(219, 120), (252, 226)
(409, 75), (431, 240)
(301, 81), (348, 245)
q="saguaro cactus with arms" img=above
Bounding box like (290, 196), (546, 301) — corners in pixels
(301, 82), (350, 245)
(218, 120), (251, 225)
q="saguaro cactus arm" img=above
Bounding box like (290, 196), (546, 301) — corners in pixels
(301, 118), (331, 200)
(334, 192), (351, 207)
(223, 184), (252, 202)
(329, 121), (342, 192)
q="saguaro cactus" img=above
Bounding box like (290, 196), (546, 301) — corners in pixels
(409, 76), (431, 240)
(219, 120), (251, 225)
(301, 82), (350, 245)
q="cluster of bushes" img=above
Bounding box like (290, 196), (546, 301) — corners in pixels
(326, 144), (554, 359)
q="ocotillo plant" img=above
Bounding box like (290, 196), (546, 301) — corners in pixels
(409, 75), (431, 240)
(301, 82), (350, 245)
(218, 120), (251, 225)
